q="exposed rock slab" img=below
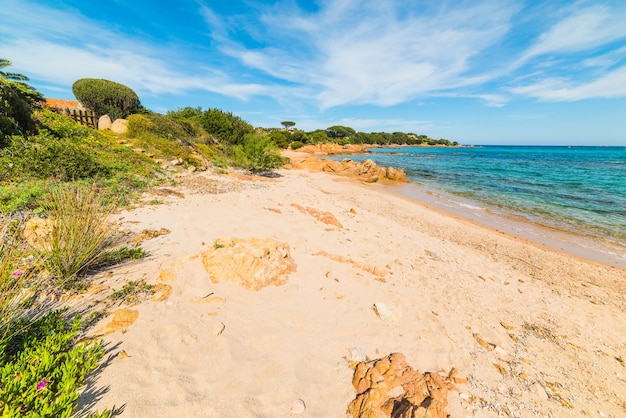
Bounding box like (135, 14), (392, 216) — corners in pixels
(293, 157), (407, 183)
(347, 353), (457, 418)
(200, 237), (296, 291)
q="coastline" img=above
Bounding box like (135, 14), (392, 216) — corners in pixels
(293, 147), (626, 270)
(75, 165), (626, 417)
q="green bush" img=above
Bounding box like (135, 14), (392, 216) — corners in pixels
(0, 310), (108, 417)
(290, 141), (304, 150)
(5, 135), (102, 181)
(0, 79), (36, 147)
(200, 108), (253, 145)
(72, 78), (140, 120)
(232, 134), (284, 173)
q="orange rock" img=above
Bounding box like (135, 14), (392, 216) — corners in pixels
(200, 237), (296, 291)
(96, 309), (139, 335)
(159, 270), (176, 282)
(151, 283), (172, 302)
(347, 353), (457, 418)
(291, 156), (407, 183)
(22, 217), (51, 249)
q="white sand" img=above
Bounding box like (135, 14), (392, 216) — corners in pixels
(77, 167), (626, 417)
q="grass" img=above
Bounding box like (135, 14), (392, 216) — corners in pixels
(0, 219), (41, 341)
(43, 183), (119, 288)
(109, 279), (155, 304)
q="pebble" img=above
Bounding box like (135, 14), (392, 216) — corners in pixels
(290, 399), (306, 414)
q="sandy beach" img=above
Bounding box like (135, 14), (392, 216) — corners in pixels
(74, 160), (626, 417)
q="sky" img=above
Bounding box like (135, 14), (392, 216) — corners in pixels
(1, 0), (625, 145)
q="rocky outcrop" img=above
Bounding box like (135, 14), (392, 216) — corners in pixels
(347, 353), (458, 418)
(293, 157), (407, 183)
(297, 143), (371, 155)
(111, 118), (128, 134)
(200, 237), (296, 291)
(98, 115), (112, 130)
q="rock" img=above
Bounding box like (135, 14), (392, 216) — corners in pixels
(347, 347), (368, 365)
(372, 301), (402, 321)
(291, 399), (306, 414)
(96, 309), (139, 335)
(151, 283), (172, 302)
(22, 217), (50, 249)
(292, 157), (407, 183)
(110, 118), (128, 134)
(98, 114), (112, 130)
(347, 353), (457, 418)
(200, 237), (296, 291)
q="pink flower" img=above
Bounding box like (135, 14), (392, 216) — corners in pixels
(11, 270), (24, 277)
(37, 378), (47, 390)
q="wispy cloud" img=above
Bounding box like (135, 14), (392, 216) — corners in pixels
(210, 1), (519, 109)
(0, 0), (270, 100)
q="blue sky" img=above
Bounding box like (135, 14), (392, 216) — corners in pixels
(1, 0), (625, 145)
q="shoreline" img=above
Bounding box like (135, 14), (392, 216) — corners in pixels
(290, 149), (626, 270)
(390, 181), (626, 270)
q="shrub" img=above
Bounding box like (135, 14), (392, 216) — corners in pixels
(0, 310), (108, 417)
(232, 134), (284, 173)
(43, 183), (119, 287)
(290, 141), (304, 150)
(6, 135), (102, 181)
(199, 108), (253, 145)
(0, 79), (35, 147)
(72, 78), (140, 120)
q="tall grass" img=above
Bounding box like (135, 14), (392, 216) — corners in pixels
(0, 219), (41, 339)
(44, 184), (118, 287)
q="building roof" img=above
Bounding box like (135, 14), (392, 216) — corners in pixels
(45, 98), (82, 109)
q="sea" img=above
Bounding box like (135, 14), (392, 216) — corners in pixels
(328, 145), (626, 268)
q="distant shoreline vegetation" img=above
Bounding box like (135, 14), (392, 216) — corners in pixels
(268, 122), (460, 150)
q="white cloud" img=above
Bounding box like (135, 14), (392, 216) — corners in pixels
(213, 1), (519, 109)
(510, 65), (626, 101)
(519, 3), (626, 63)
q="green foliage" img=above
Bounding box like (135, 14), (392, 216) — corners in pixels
(308, 130), (330, 144)
(290, 141), (304, 150)
(0, 78), (36, 146)
(231, 134), (284, 173)
(72, 78), (140, 120)
(0, 310), (108, 418)
(268, 130), (291, 148)
(43, 184), (119, 287)
(100, 246), (146, 266)
(280, 121), (295, 129)
(109, 279), (154, 304)
(199, 108), (253, 145)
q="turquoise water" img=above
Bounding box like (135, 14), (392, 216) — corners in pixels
(329, 146), (626, 258)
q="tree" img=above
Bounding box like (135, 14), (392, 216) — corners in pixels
(0, 59), (42, 146)
(0, 59), (29, 81)
(280, 121), (296, 130)
(72, 78), (141, 120)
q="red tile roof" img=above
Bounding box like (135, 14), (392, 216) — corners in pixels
(46, 98), (82, 109)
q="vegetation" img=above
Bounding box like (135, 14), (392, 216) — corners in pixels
(72, 78), (141, 120)
(44, 184), (119, 288)
(0, 60), (42, 147)
(0, 56), (463, 416)
(0, 310), (109, 418)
